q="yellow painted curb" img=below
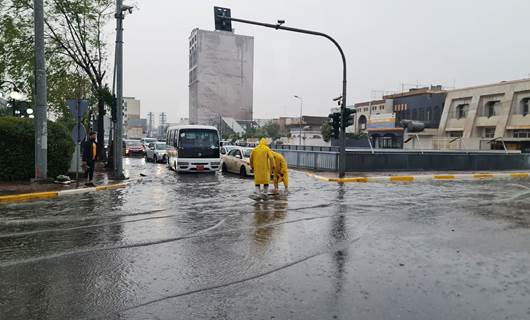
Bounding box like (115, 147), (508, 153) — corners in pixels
(434, 175), (455, 180)
(0, 183), (128, 204)
(305, 172), (530, 184)
(95, 183), (127, 191)
(389, 176), (414, 182)
(0, 191), (58, 203)
(473, 173), (494, 179)
(510, 173), (529, 179)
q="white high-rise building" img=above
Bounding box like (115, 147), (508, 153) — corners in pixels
(188, 28), (254, 125)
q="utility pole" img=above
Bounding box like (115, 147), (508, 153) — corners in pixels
(114, 0), (125, 179)
(159, 112), (167, 139)
(215, 9), (348, 177)
(34, 0), (47, 180)
(147, 112), (154, 137)
(294, 95), (303, 145)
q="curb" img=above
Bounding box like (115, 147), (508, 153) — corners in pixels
(0, 183), (127, 204)
(306, 172), (530, 183)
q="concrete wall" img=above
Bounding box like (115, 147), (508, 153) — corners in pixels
(189, 29), (254, 125)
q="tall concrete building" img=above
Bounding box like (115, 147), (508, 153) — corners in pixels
(188, 28), (254, 125)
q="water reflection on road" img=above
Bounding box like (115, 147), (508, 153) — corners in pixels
(1, 158), (529, 320)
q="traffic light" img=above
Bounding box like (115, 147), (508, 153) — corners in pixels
(214, 6), (232, 32)
(328, 112), (341, 140)
(342, 107), (356, 128)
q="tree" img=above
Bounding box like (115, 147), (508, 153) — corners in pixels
(0, 0), (113, 158)
(321, 120), (331, 142)
(261, 121), (281, 140)
(0, 1), (93, 119)
(44, 0), (114, 158)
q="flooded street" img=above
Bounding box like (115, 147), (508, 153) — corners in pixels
(1, 158), (530, 319)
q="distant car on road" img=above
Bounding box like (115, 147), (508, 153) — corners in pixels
(123, 139), (145, 157)
(145, 142), (169, 163)
(141, 137), (157, 150)
(221, 147), (254, 177)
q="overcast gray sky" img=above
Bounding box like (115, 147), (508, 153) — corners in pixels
(122, 0), (530, 123)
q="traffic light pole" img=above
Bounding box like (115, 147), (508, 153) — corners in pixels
(217, 15), (348, 177)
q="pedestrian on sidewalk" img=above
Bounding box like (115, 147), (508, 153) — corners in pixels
(250, 138), (275, 194)
(272, 151), (288, 193)
(82, 131), (98, 187)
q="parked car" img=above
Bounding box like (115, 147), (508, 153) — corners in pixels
(145, 142), (169, 163)
(221, 147), (254, 176)
(220, 145), (237, 157)
(123, 139), (145, 157)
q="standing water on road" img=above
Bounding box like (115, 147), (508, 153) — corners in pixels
(1, 158), (529, 319)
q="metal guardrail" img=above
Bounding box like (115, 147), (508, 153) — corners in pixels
(273, 145), (530, 172)
(272, 148), (338, 171)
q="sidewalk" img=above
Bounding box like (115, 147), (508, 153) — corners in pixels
(0, 164), (127, 203)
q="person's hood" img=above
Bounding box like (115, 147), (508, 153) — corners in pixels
(259, 138), (268, 146)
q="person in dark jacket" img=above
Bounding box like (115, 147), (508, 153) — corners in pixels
(82, 131), (98, 186)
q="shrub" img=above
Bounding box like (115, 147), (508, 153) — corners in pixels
(0, 117), (74, 181)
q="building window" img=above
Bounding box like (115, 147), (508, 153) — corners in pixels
(449, 131), (463, 138)
(483, 100), (500, 118)
(426, 109), (432, 121)
(364, 107), (368, 112)
(411, 109), (417, 120)
(483, 127), (495, 138)
(380, 105), (384, 110)
(419, 108), (425, 121)
(454, 104), (469, 119)
(521, 98), (530, 116)
(513, 130), (530, 138)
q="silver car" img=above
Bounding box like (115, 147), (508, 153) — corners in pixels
(145, 142), (169, 163)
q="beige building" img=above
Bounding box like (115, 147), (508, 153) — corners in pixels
(353, 99), (394, 134)
(437, 79), (530, 151)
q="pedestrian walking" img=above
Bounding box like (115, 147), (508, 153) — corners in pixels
(250, 138), (275, 194)
(82, 131), (98, 187)
(272, 151), (288, 193)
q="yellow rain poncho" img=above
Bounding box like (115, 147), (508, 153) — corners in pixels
(272, 151), (288, 189)
(250, 138), (275, 185)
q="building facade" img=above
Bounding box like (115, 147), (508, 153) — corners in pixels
(188, 28), (254, 126)
(437, 79), (530, 151)
(383, 86), (447, 149)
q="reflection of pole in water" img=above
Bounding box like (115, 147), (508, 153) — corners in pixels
(331, 184), (347, 298)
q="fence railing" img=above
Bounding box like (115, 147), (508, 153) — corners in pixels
(272, 147), (530, 172)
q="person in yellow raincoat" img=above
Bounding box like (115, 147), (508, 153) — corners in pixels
(272, 151), (288, 193)
(250, 138), (275, 194)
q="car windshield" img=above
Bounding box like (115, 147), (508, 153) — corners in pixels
(155, 143), (167, 150)
(143, 138), (157, 143)
(179, 129), (219, 148)
(242, 148), (252, 158)
(126, 140), (141, 146)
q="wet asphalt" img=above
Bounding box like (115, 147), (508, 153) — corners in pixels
(1, 157), (530, 320)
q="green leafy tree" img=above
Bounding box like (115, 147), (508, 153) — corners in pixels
(0, 0), (113, 158)
(261, 121), (281, 140)
(321, 120), (332, 142)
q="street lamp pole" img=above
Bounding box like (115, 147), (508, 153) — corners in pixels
(34, 0), (48, 180)
(217, 14), (348, 177)
(294, 95), (303, 145)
